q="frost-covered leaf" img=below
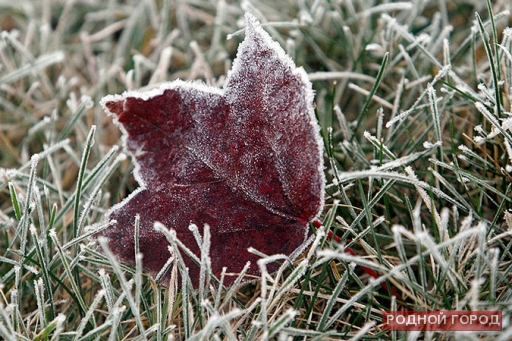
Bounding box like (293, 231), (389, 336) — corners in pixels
(100, 13), (325, 287)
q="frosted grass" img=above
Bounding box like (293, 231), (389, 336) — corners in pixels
(1, 0), (512, 340)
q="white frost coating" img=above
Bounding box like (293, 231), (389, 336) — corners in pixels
(101, 12), (325, 223)
(423, 141), (438, 149)
(225, 12), (325, 221)
(100, 80), (222, 108)
(100, 13), (326, 284)
(81, 95), (94, 108)
(100, 80), (224, 219)
(502, 117), (512, 130)
(473, 136), (484, 143)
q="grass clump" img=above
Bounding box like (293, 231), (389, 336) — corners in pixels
(1, 0), (511, 340)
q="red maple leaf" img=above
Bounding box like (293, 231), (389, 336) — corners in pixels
(100, 13), (325, 287)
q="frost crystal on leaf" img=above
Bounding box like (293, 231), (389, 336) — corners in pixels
(100, 13), (324, 287)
